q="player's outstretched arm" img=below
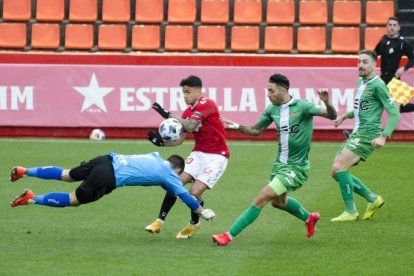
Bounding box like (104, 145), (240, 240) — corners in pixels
(332, 114), (348, 128)
(176, 192), (215, 220)
(170, 116), (200, 133)
(317, 89), (337, 120)
(220, 117), (264, 136)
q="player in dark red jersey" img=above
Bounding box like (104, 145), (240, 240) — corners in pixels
(146, 75), (230, 239)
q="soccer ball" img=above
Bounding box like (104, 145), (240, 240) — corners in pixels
(89, 128), (106, 140)
(159, 118), (183, 142)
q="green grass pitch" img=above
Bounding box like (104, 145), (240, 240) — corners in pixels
(0, 138), (413, 275)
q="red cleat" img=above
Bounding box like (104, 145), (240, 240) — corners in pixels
(11, 189), (35, 207)
(306, 212), (320, 238)
(10, 166), (27, 182)
(212, 232), (232, 246)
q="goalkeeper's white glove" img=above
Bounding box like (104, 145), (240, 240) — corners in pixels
(200, 209), (215, 221)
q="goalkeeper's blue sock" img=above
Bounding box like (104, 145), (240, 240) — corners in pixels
(35, 193), (70, 207)
(26, 166), (63, 180)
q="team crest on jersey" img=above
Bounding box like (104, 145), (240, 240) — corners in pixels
(193, 111), (202, 119)
(291, 112), (297, 118)
(364, 89), (371, 94)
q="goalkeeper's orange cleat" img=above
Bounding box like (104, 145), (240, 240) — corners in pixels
(176, 223), (200, 239)
(212, 232), (232, 246)
(11, 189), (35, 207)
(144, 219), (164, 234)
(10, 166), (27, 182)
(305, 212), (320, 238)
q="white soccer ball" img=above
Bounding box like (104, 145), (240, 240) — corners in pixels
(159, 118), (183, 142)
(89, 128), (106, 140)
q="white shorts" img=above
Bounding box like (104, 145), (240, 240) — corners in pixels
(184, 151), (228, 189)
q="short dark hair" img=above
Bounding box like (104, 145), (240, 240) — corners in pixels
(359, 50), (377, 61)
(269, 74), (290, 89)
(180, 75), (202, 88)
(167, 154), (185, 175)
(387, 16), (400, 24)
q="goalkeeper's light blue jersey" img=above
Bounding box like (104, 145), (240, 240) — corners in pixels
(108, 152), (199, 211)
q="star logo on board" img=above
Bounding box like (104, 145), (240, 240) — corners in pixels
(73, 73), (114, 113)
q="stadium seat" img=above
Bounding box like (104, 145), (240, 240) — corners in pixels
(297, 27), (326, 53)
(132, 25), (161, 51)
(65, 24), (94, 50)
(231, 26), (259, 52)
(36, 0), (65, 22)
(266, 0), (295, 25)
(168, 0), (196, 24)
(197, 25), (226, 51)
(135, 0), (164, 23)
(102, 0), (131, 22)
(333, 1), (361, 26)
(2, 0), (31, 21)
(234, 0), (262, 24)
(0, 23), (27, 48)
(264, 26), (293, 53)
(164, 25), (194, 51)
(365, 27), (387, 50)
(366, 1), (395, 25)
(31, 24), (60, 49)
(98, 24), (127, 50)
(331, 27), (360, 53)
(69, 0), (98, 22)
(299, 0), (327, 25)
(200, 0), (229, 24)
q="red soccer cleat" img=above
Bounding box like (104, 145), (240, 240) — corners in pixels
(10, 166), (27, 182)
(212, 232), (232, 246)
(306, 212), (320, 238)
(11, 189), (35, 207)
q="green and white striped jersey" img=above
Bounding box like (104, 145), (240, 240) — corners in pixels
(348, 75), (400, 137)
(256, 98), (323, 168)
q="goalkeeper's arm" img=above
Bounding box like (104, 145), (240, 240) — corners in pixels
(177, 192), (215, 220)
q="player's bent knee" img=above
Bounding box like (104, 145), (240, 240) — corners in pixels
(62, 169), (75, 182)
(270, 199), (285, 209)
(69, 192), (81, 206)
(331, 161), (344, 177)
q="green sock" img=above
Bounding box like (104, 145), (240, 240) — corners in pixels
(335, 171), (357, 214)
(229, 204), (261, 238)
(282, 196), (309, 222)
(351, 175), (377, 203)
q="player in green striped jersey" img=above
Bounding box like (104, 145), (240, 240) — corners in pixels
(212, 73), (337, 246)
(330, 50), (400, 222)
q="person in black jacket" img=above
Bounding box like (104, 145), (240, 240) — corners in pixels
(375, 17), (414, 88)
